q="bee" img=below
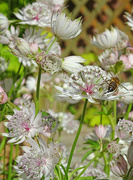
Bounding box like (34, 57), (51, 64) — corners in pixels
(103, 76), (127, 95)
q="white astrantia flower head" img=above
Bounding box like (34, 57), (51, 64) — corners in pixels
(57, 112), (79, 134)
(98, 48), (119, 70)
(0, 13), (9, 33)
(51, 11), (82, 39)
(61, 56), (86, 74)
(55, 65), (111, 103)
(36, 52), (62, 74)
(91, 27), (128, 50)
(115, 119), (133, 142)
(14, 137), (58, 180)
(0, 56), (9, 73)
(81, 167), (107, 179)
(2, 102), (43, 144)
(19, 57), (37, 68)
(125, 11), (133, 31)
(8, 37), (32, 58)
(14, 2), (52, 27)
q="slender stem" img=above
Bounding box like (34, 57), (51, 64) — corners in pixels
(102, 152), (108, 175)
(46, 37), (57, 54)
(113, 100), (117, 125)
(74, 152), (101, 180)
(7, 143), (13, 180)
(66, 99), (88, 173)
(35, 66), (42, 116)
(125, 103), (132, 120)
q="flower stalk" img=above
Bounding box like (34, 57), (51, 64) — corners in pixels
(66, 98), (88, 173)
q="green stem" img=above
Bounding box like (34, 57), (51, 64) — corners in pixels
(103, 152), (108, 175)
(35, 66), (42, 116)
(66, 98), (88, 173)
(46, 37), (57, 54)
(125, 103), (132, 120)
(7, 143), (13, 180)
(74, 152), (101, 180)
(113, 100), (117, 125)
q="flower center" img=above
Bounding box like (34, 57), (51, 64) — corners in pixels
(22, 122), (30, 132)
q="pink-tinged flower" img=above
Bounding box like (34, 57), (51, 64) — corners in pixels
(110, 155), (128, 177)
(42, 113), (58, 137)
(55, 65), (112, 103)
(107, 141), (121, 155)
(94, 124), (107, 139)
(14, 2), (52, 27)
(0, 86), (8, 104)
(127, 141), (133, 167)
(115, 119), (133, 142)
(119, 55), (132, 70)
(2, 102), (43, 144)
(51, 11), (82, 39)
(14, 137), (58, 180)
(29, 41), (38, 55)
(128, 111), (133, 120)
(91, 27), (128, 50)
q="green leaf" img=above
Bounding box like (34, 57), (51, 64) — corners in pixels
(81, 149), (95, 162)
(54, 165), (63, 180)
(81, 52), (98, 65)
(76, 176), (94, 180)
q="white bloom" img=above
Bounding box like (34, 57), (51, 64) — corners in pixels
(57, 112), (79, 134)
(0, 56), (9, 73)
(125, 11), (133, 31)
(14, 2), (52, 27)
(2, 103), (43, 144)
(1, 25), (20, 44)
(36, 52), (62, 74)
(91, 27), (128, 50)
(0, 13), (9, 33)
(51, 11), (82, 39)
(98, 48), (119, 70)
(55, 65), (111, 103)
(61, 56), (86, 73)
(14, 137), (58, 180)
(19, 57), (37, 67)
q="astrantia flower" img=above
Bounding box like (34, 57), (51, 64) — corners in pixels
(107, 141), (121, 155)
(51, 11), (82, 39)
(8, 37), (31, 58)
(91, 27), (128, 50)
(0, 56), (9, 73)
(115, 119), (133, 142)
(2, 103), (43, 144)
(99, 48), (119, 70)
(57, 112), (79, 134)
(36, 52), (62, 74)
(0, 86), (8, 104)
(55, 65), (111, 103)
(110, 155), (128, 177)
(0, 13), (9, 33)
(61, 56), (86, 74)
(0, 25), (20, 44)
(81, 167), (107, 179)
(125, 11), (133, 31)
(14, 2), (52, 27)
(14, 137), (58, 180)
(95, 124), (107, 139)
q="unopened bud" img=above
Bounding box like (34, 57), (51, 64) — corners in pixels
(29, 41), (38, 55)
(127, 141), (133, 167)
(0, 86), (8, 104)
(94, 124), (107, 139)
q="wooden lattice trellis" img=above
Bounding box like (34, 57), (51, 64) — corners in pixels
(61, 0), (133, 57)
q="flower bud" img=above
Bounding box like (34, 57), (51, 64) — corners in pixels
(127, 141), (133, 167)
(94, 124), (107, 139)
(0, 86), (8, 104)
(29, 41), (38, 55)
(110, 155), (128, 177)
